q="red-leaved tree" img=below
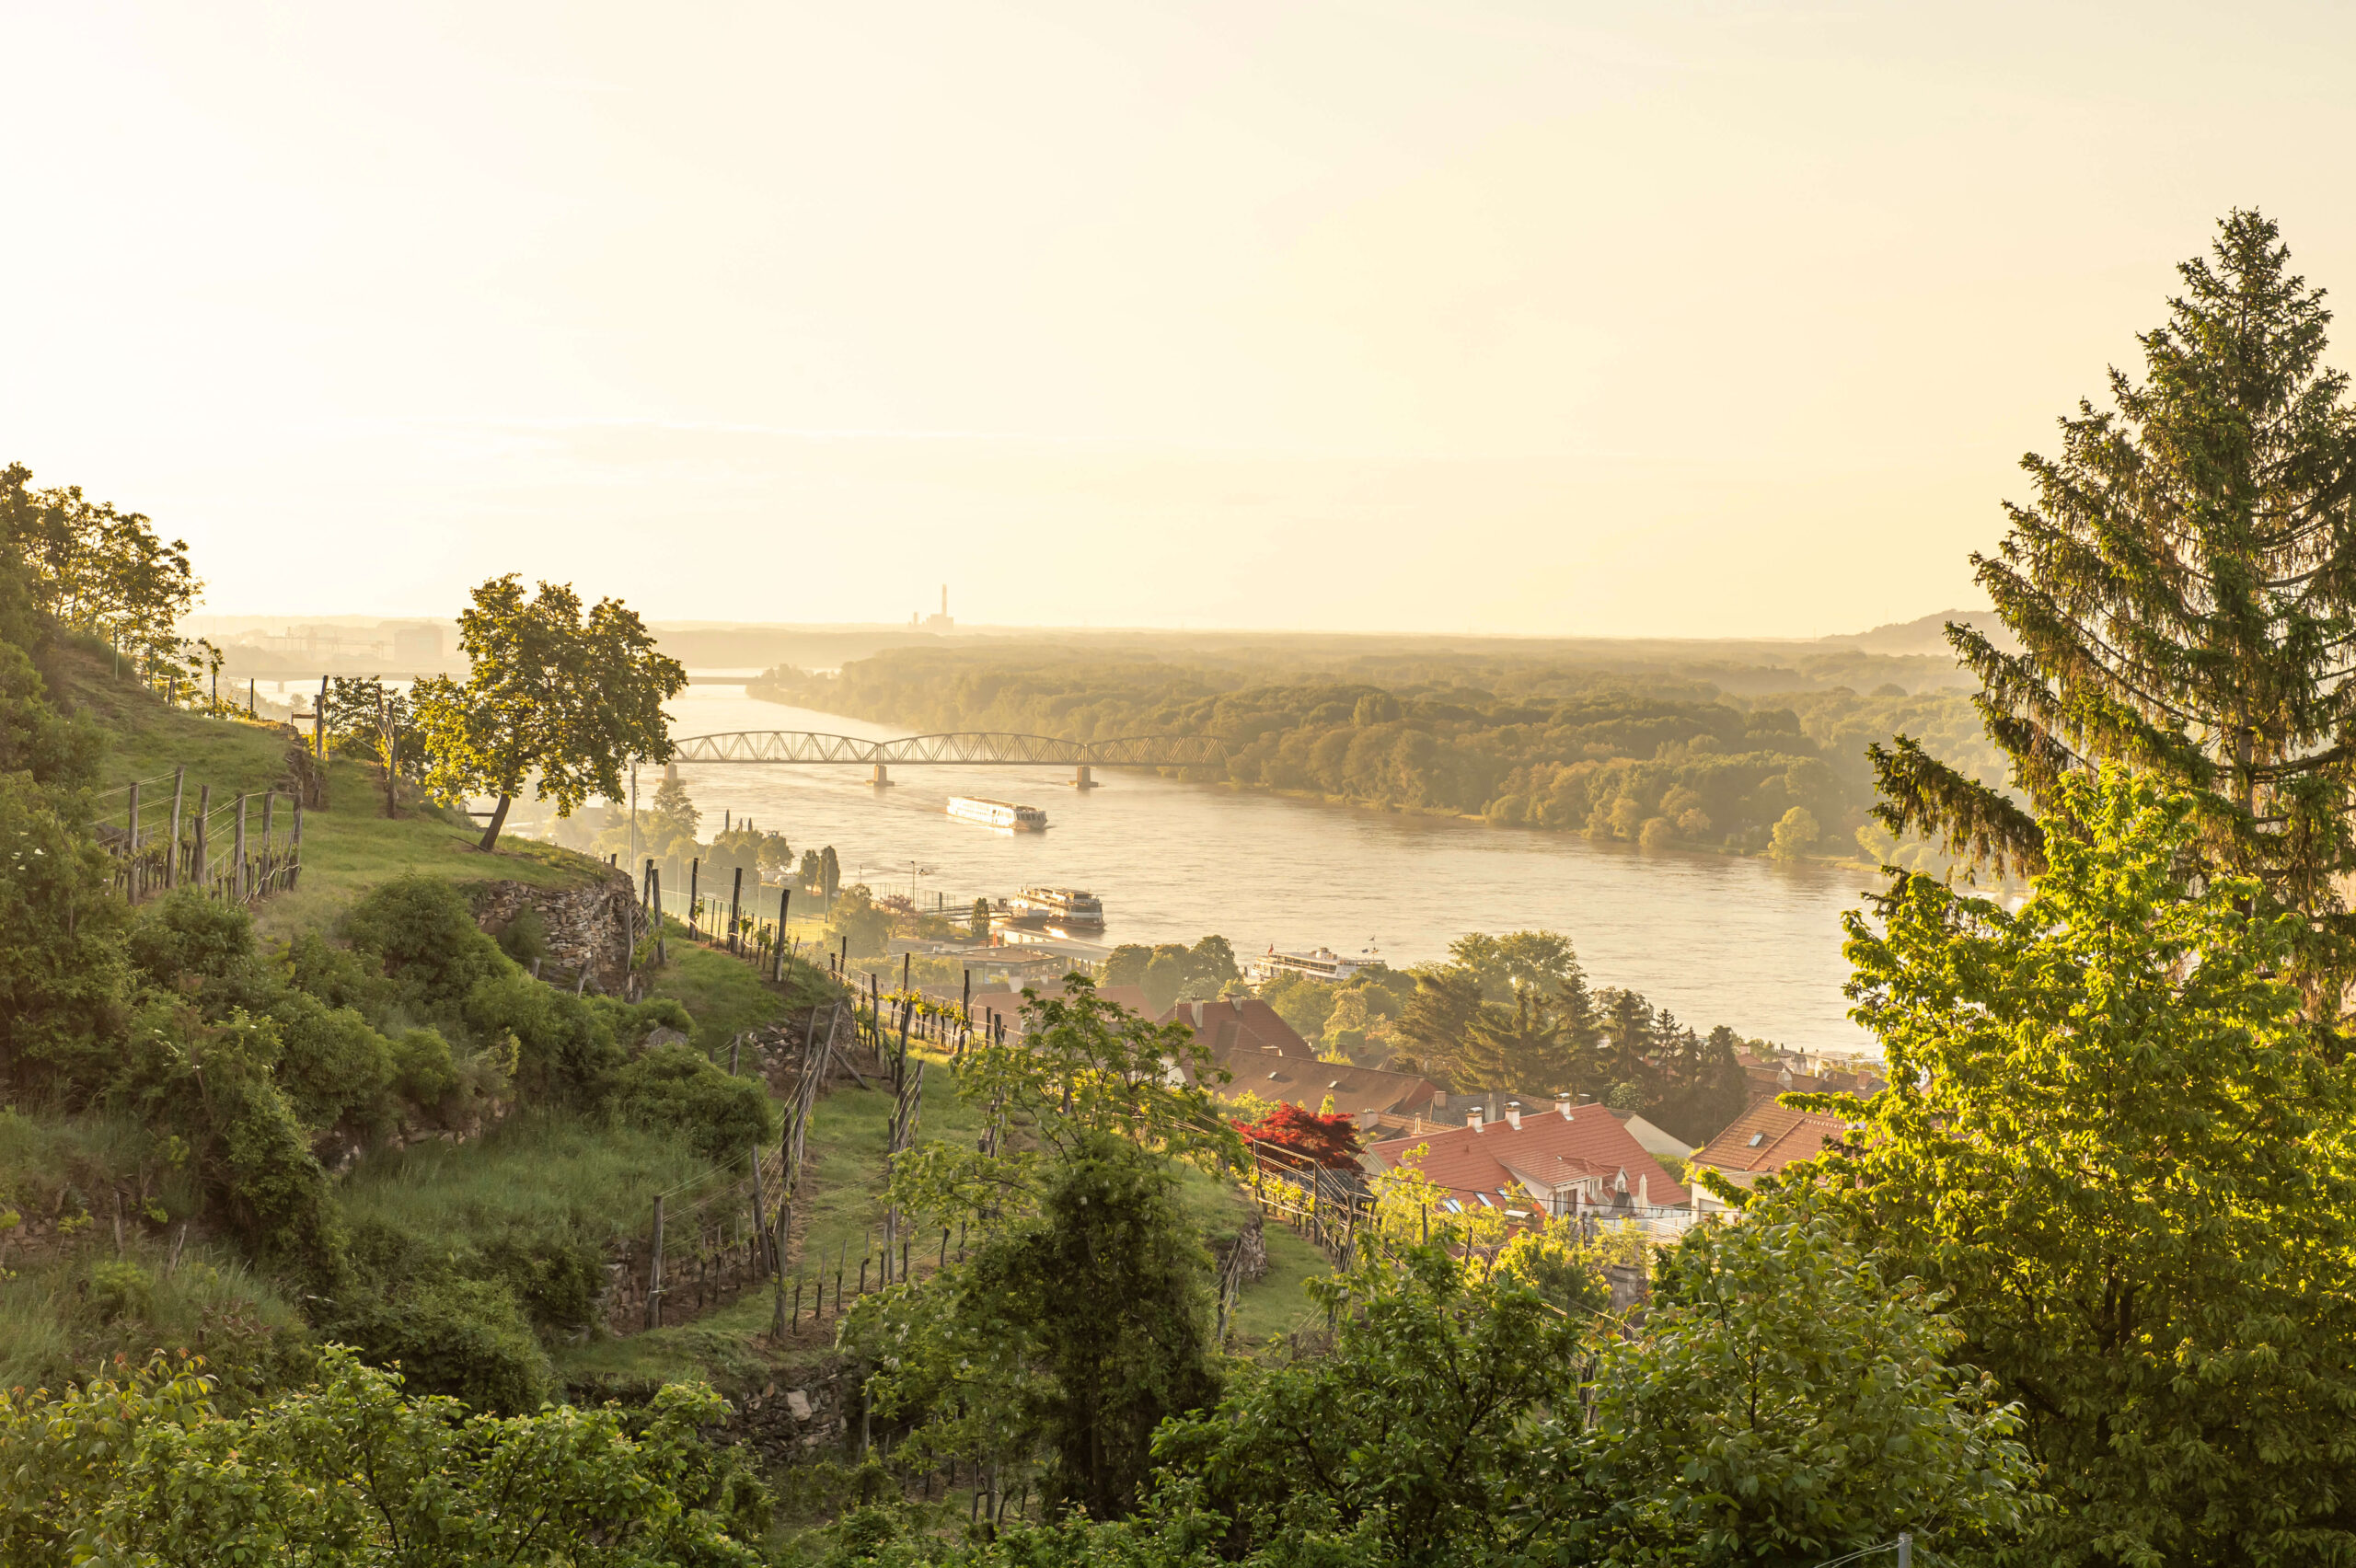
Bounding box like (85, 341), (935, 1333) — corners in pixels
(1233, 1101), (1363, 1168)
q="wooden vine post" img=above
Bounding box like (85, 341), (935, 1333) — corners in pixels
(167, 767), (185, 889)
(645, 1194), (667, 1330)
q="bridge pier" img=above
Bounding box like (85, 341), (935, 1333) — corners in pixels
(872, 763), (893, 787)
(1074, 764), (1096, 790)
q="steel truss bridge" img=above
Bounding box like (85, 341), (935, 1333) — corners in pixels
(667, 731), (1225, 785)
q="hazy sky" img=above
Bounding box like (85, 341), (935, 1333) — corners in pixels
(10, 2), (2356, 637)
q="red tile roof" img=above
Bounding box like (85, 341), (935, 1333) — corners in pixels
(1367, 1104), (1689, 1211)
(1692, 1100), (1847, 1175)
(1206, 1044), (1441, 1119)
(1157, 997), (1318, 1058)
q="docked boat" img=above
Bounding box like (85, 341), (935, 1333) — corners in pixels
(1007, 886), (1105, 931)
(947, 796), (1049, 831)
(1245, 942), (1381, 985)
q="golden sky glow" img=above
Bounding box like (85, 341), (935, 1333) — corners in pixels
(9, 2), (2356, 635)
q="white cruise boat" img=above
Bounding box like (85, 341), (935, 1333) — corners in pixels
(947, 796), (1048, 831)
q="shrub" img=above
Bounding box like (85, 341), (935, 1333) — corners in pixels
(341, 875), (511, 1017)
(284, 929), (392, 1020)
(464, 972), (624, 1104)
(0, 772), (131, 1099)
(124, 889), (252, 987)
(87, 1260), (155, 1324)
(266, 991), (393, 1132)
(111, 997), (346, 1287)
(387, 1027), (459, 1108)
(476, 1228), (608, 1335)
(611, 1043), (776, 1163)
(333, 1274), (552, 1414)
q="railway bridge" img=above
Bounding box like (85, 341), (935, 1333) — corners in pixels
(667, 731), (1226, 788)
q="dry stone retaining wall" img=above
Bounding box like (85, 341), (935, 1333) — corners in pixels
(472, 868), (637, 993)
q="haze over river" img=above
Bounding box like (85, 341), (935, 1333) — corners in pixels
(657, 680), (1878, 1053)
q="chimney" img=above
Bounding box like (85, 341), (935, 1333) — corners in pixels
(1504, 1107), (1521, 1130)
(1555, 1097), (1573, 1119)
(1638, 1172), (1651, 1206)
(1467, 1108), (1484, 1132)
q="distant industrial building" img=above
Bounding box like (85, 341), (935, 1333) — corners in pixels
(392, 625), (442, 663)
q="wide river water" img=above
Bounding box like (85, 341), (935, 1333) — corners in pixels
(642, 680), (1881, 1054)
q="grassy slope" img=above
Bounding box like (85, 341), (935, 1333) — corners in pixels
(1230, 1225), (1334, 1343)
(59, 646), (603, 938)
(339, 1115), (720, 1254)
(52, 653), (1332, 1399)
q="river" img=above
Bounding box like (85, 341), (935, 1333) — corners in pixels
(641, 680), (1880, 1055)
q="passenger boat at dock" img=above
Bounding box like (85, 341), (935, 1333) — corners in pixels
(1006, 886), (1104, 930)
(947, 796), (1049, 831)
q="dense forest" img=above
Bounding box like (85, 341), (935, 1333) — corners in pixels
(752, 645), (2004, 863)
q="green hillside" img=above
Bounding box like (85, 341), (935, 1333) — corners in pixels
(58, 642), (595, 937)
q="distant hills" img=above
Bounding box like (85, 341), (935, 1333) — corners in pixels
(193, 609), (2019, 683)
(1818, 609), (2019, 659)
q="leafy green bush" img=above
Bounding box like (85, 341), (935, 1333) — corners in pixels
(283, 928), (392, 1020)
(0, 1346), (765, 1565)
(111, 997), (346, 1287)
(388, 1026), (459, 1107)
(331, 1274), (552, 1414)
(124, 891), (264, 997)
(265, 989), (393, 1132)
(87, 1259), (154, 1324)
(341, 874), (511, 1018)
(0, 771), (130, 1100)
(463, 971), (625, 1103)
(611, 1043), (776, 1163)
(475, 1227), (607, 1335)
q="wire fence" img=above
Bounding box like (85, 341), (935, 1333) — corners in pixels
(86, 765), (306, 906)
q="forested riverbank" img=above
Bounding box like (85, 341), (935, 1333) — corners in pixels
(749, 646), (2005, 868)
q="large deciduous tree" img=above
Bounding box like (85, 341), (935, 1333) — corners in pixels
(414, 575), (686, 852)
(1873, 210), (2356, 1009)
(1821, 767), (2356, 1565)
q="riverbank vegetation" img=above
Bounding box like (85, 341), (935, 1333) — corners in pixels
(750, 644), (2004, 870)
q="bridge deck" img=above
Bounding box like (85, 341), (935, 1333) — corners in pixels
(668, 731), (1224, 767)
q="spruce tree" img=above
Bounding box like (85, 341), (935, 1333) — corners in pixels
(1455, 987), (1570, 1093)
(1877, 210), (2356, 1008)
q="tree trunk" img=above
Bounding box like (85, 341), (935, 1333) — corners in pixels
(478, 793), (512, 852)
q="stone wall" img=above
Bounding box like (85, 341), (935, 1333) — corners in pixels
(1215, 1209), (1270, 1286)
(472, 868), (637, 993)
(726, 1363), (858, 1462)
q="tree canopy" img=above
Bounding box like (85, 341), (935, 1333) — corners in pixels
(414, 575), (686, 852)
(1820, 767), (2356, 1565)
(1874, 210), (2356, 1009)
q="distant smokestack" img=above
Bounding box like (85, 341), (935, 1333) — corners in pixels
(941, 583), (947, 616)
